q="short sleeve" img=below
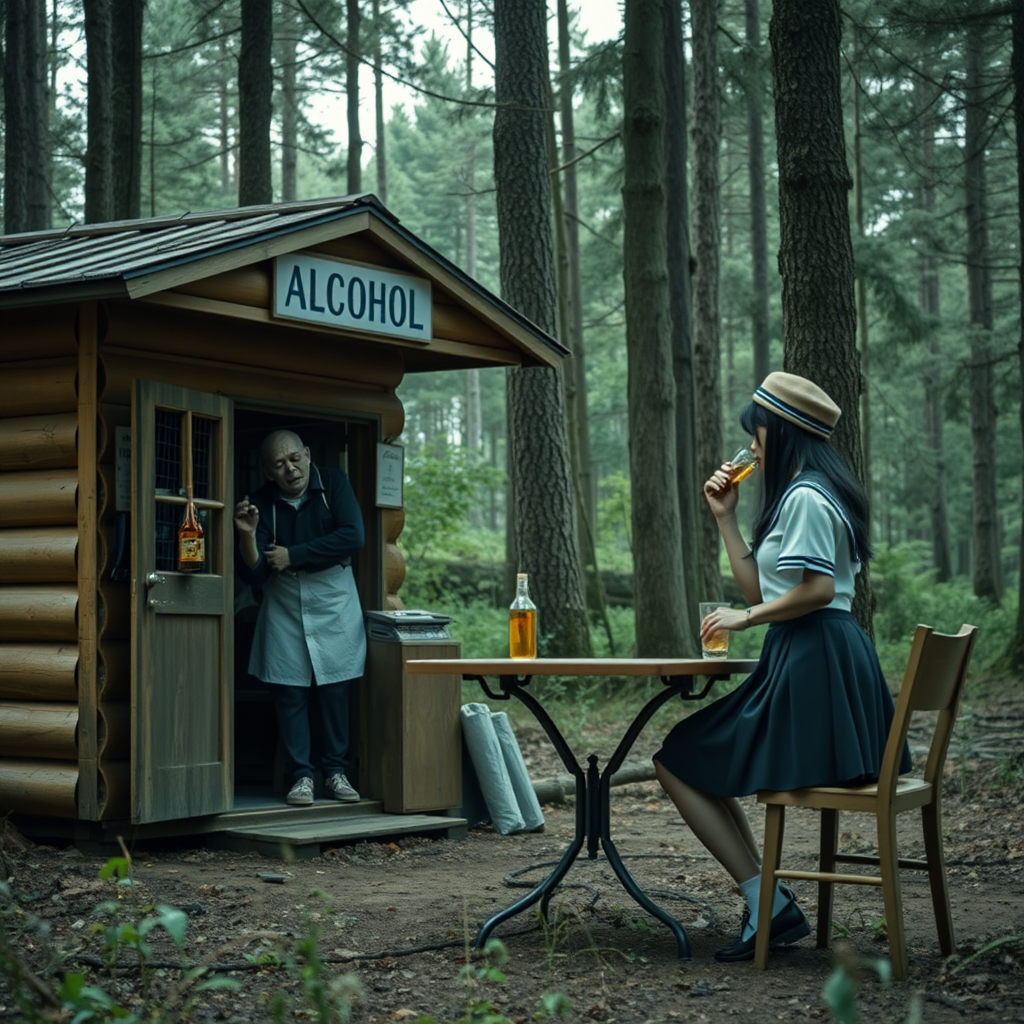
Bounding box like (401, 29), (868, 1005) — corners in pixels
(775, 487), (838, 577)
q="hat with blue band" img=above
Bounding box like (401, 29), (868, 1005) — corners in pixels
(753, 371), (841, 439)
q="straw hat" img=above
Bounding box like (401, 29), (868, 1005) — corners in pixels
(753, 372), (841, 439)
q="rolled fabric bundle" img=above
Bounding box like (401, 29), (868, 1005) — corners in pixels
(491, 711), (545, 832)
(460, 703), (524, 835)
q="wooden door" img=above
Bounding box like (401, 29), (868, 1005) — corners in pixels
(132, 380), (233, 822)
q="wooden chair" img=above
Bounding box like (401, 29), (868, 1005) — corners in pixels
(753, 623), (978, 980)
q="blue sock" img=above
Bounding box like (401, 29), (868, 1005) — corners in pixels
(739, 876), (791, 941)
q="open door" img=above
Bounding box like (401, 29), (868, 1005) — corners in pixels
(132, 380), (234, 822)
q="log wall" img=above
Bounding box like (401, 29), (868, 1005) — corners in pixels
(0, 305), (131, 821)
(1, 282), (412, 822)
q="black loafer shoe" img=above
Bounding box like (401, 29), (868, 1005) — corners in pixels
(714, 896), (811, 963)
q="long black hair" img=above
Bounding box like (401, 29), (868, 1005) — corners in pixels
(739, 401), (873, 563)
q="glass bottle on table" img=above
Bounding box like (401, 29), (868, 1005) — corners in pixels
(177, 485), (205, 572)
(509, 573), (537, 659)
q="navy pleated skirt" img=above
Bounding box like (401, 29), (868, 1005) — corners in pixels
(653, 609), (912, 797)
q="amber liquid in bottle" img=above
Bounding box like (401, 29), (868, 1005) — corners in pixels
(177, 485), (205, 572)
(509, 573), (538, 659)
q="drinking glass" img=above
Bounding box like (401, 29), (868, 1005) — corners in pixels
(699, 601), (731, 659)
(727, 447), (758, 485)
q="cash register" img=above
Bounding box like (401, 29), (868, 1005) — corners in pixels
(364, 609), (454, 642)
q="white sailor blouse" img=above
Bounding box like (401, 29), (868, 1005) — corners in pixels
(754, 477), (861, 612)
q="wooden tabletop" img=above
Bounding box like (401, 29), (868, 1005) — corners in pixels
(404, 657), (758, 676)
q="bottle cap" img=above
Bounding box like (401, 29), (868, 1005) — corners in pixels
(516, 572), (527, 579)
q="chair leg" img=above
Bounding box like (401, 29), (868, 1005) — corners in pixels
(755, 803), (785, 970)
(922, 800), (955, 956)
(817, 807), (839, 949)
(877, 808), (907, 981)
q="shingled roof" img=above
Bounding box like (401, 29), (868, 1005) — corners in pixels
(0, 194), (566, 362)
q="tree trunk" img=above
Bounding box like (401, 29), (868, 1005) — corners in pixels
(745, 0), (771, 389)
(464, 1), (482, 529)
(622, 0), (690, 656)
(851, 25), (872, 521)
(964, 21), (1002, 603)
(692, 0), (724, 604)
(84, 0), (114, 223)
(665, 0), (699, 648)
(280, 2), (299, 202)
(3, 0), (49, 232)
(493, 0), (591, 657)
(110, 0), (143, 220)
(347, 0), (363, 193)
(219, 36), (233, 198)
(238, 0), (273, 206)
(373, 0), (386, 203)
(1001, 0), (1024, 671)
(769, 0), (871, 630)
(557, 0), (597, 547)
(916, 79), (953, 583)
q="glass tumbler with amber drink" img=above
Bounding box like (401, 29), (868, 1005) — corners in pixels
(699, 601), (731, 659)
(727, 447), (758, 485)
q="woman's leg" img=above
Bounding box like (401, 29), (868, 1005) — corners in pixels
(655, 761), (759, 883)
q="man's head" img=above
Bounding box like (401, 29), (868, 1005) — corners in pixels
(261, 430), (311, 498)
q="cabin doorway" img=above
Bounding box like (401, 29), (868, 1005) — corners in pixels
(230, 408), (380, 807)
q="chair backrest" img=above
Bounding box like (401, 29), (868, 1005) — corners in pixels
(877, 624), (978, 797)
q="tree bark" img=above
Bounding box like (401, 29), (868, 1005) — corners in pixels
(692, 0), (724, 604)
(373, 0), (386, 203)
(111, 0), (143, 220)
(493, 0), (591, 657)
(770, 0), (872, 630)
(3, 0), (49, 232)
(915, 79), (953, 583)
(557, 0), (596, 548)
(964, 20), (1002, 602)
(622, 0), (690, 656)
(745, 0), (771, 389)
(238, 0), (273, 206)
(280, 2), (299, 202)
(347, 0), (363, 193)
(665, 0), (699, 647)
(1001, 0), (1024, 670)
(84, 0), (114, 223)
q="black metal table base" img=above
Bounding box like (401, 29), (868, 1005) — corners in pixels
(470, 671), (722, 959)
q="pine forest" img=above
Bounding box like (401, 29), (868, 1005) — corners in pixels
(2, 0), (1023, 673)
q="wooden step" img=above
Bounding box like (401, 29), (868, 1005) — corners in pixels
(209, 812), (468, 859)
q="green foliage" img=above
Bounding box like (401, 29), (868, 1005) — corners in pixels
(870, 544), (1015, 677)
(413, 938), (570, 1024)
(400, 447), (505, 564)
(822, 949), (924, 1024)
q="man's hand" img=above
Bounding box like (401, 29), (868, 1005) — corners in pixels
(264, 544), (292, 572)
(234, 496), (259, 537)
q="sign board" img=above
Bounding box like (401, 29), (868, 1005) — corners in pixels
(376, 442), (404, 509)
(274, 252), (432, 342)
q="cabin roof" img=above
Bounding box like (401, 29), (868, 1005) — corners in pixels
(0, 195), (566, 367)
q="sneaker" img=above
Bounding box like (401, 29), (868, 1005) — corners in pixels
(325, 773), (360, 803)
(286, 777), (314, 806)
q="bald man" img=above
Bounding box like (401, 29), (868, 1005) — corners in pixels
(234, 430), (366, 806)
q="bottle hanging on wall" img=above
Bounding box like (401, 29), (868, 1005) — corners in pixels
(509, 573), (537, 659)
(177, 486), (205, 572)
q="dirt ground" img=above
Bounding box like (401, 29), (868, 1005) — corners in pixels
(2, 699), (1023, 1024)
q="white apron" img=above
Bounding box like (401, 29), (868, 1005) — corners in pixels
(248, 563), (366, 686)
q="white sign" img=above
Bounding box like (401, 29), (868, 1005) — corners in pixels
(115, 427), (132, 511)
(274, 253), (432, 342)
(376, 442), (404, 509)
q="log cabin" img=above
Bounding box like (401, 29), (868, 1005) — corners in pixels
(0, 195), (564, 852)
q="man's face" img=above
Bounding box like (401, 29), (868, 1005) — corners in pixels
(263, 437), (311, 497)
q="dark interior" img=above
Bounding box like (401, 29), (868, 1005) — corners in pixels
(231, 407), (380, 798)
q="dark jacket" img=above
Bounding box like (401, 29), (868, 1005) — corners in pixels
(237, 464), (364, 585)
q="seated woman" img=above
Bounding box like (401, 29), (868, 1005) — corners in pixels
(654, 372), (910, 962)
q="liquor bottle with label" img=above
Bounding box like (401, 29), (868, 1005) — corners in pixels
(509, 573), (537, 659)
(177, 485), (205, 572)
